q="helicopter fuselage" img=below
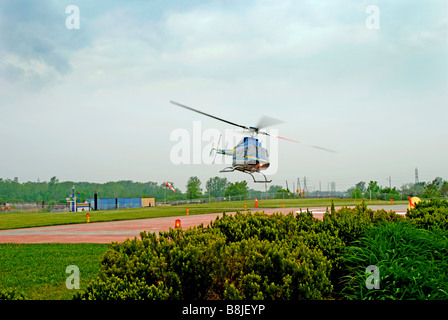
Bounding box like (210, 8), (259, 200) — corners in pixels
(215, 137), (270, 172)
(233, 137), (270, 172)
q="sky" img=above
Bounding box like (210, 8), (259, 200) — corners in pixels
(0, 0), (447, 193)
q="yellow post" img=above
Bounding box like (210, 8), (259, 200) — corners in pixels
(186, 208), (189, 215)
(282, 202), (284, 208)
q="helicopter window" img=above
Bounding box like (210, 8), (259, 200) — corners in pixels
(234, 144), (245, 165)
(247, 144), (258, 164)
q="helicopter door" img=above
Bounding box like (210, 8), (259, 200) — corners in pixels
(247, 142), (257, 165)
(233, 139), (245, 166)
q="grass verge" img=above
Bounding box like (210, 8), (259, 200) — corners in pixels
(342, 221), (448, 300)
(0, 243), (109, 300)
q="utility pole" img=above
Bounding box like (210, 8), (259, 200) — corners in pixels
(265, 182), (268, 200)
(415, 167), (419, 184)
(389, 176), (391, 189)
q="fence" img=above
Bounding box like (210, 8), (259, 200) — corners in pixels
(0, 203), (70, 213)
(3, 195), (445, 213)
(156, 191), (348, 206)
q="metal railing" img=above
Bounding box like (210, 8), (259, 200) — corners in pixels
(0, 203), (70, 213)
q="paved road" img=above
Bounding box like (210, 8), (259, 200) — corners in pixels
(0, 205), (408, 243)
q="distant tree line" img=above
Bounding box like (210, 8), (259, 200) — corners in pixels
(0, 176), (270, 204)
(347, 177), (448, 200)
(2, 176), (445, 204)
(0, 176), (184, 204)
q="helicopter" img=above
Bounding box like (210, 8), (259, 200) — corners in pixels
(170, 101), (336, 183)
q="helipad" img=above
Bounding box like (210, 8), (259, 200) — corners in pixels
(0, 205), (408, 243)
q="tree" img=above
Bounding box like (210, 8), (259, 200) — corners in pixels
(225, 181), (249, 197)
(366, 180), (380, 199)
(351, 188), (362, 199)
(205, 177), (229, 198)
(275, 188), (294, 199)
(440, 181), (448, 197)
(380, 187), (400, 200)
(355, 181), (366, 194)
(268, 185), (282, 193)
(186, 176), (202, 200)
(400, 182), (425, 198)
(366, 181), (379, 193)
(422, 177), (443, 198)
(49, 176), (59, 187)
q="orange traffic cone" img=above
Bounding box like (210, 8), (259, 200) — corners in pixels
(255, 198), (259, 208)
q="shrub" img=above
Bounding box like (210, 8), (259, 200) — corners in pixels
(75, 227), (226, 300)
(76, 212), (336, 300)
(341, 221), (448, 300)
(217, 237), (333, 300)
(407, 198), (448, 230)
(0, 288), (26, 300)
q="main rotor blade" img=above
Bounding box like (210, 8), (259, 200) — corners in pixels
(170, 101), (249, 130)
(275, 135), (301, 144)
(267, 133), (337, 153)
(256, 115), (284, 130)
(305, 144), (337, 153)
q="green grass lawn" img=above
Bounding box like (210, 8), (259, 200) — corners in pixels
(180, 198), (406, 209)
(0, 198), (406, 230)
(0, 243), (109, 300)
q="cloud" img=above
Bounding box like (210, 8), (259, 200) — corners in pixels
(0, 0), (92, 87)
(0, 0), (446, 187)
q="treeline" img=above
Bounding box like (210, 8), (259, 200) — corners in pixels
(0, 177), (183, 204)
(347, 177), (448, 200)
(2, 175), (446, 204)
(0, 176), (281, 204)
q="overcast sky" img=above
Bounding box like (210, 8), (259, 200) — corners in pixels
(0, 0), (447, 192)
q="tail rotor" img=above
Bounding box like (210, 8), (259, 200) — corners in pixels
(210, 135), (222, 164)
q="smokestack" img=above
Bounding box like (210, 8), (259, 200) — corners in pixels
(94, 189), (98, 211)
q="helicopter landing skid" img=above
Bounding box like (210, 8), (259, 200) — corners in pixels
(220, 167), (272, 183)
